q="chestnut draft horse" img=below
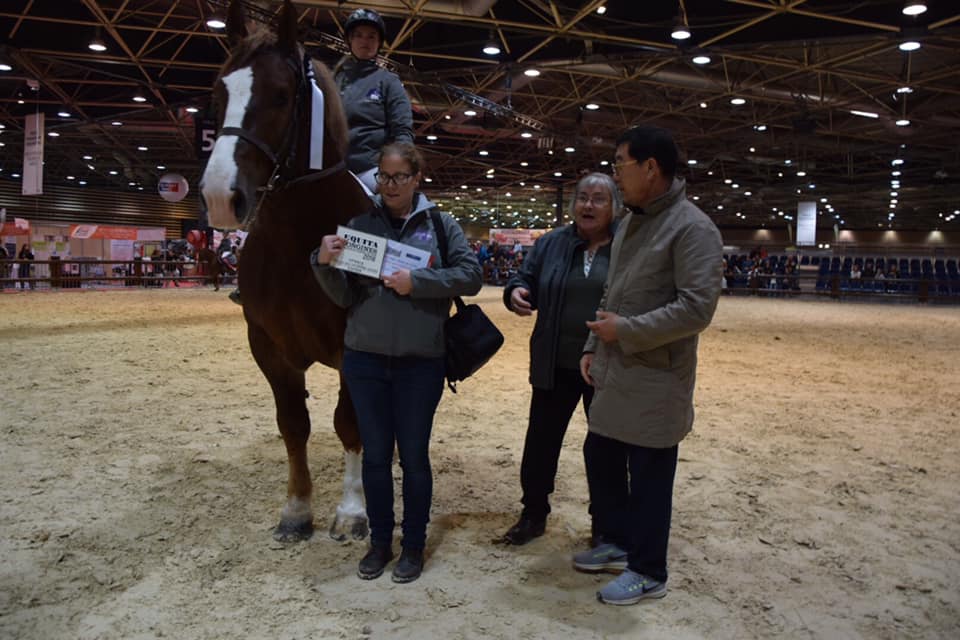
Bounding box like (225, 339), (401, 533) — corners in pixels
(200, 0), (370, 542)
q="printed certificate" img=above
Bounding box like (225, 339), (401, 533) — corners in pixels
(330, 226), (387, 278)
(330, 226), (435, 278)
(382, 239), (433, 276)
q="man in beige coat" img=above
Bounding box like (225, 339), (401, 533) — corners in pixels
(574, 126), (723, 605)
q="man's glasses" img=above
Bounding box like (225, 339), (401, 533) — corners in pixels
(375, 172), (415, 186)
(611, 159), (640, 176)
(575, 194), (611, 207)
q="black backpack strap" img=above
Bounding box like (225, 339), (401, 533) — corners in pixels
(430, 209), (449, 269)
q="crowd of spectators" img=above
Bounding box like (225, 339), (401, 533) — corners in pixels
(473, 240), (525, 285)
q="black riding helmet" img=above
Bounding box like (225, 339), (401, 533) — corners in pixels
(344, 8), (386, 43)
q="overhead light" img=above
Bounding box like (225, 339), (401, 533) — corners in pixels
(464, 109), (477, 116)
(896, 86), (913, 94)
(692, 55), (711, 65)
(478, 150), (489, 156)
(82, 155), (92, 160)
(185, 106), (199, 114)
(48, 131), (60, 137)
(88, 33), (107, 52)
(520, 161), (528, 167)
(671, 20), (691, 41)
(892, 158), (905, 165)
(58, 111), (71, 118)
(524, 68), (541, 77)
(157, 164), (166, 170)
(553, 171), (562, 177)
(133, 93), (147, 103)
(206, 12), (226, 30)
(730, 97), (746, 105)
(564, 146), (575, 153)
(584, 103), (600, 110)
(687, 159), (697, 165)
(426, 134), (438, 141)
(138, 145), (148, 151)
(895, 119), (911, 126)
(891, 170), (901, 176)
(699, 102), (708, 108)
(796, 170), (807, 177)
(111, 121), (122, 126)
(596, 5), (607, 15)
(482, 32), (500, 56)
(754, 124), (767, 131)
(0, 62), (12, 72)
(850, 109), (879, 118)
(899, 40), (921, 52)
(902, 1), (927, 16)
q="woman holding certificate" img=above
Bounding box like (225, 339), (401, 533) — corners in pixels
(311, 142), (482, 584)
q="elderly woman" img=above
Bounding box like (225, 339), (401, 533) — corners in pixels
(499, 172), (621, 545)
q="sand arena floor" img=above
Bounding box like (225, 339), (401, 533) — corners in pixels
(1, 286), (958, 639)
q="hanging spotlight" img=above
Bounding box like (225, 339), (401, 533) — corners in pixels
(132, 93), (147, 103)
(482, 32), (501, 56)
(671, 20), (691, 41)
(899, 39), (921, 52)
(902, 1), (927, 16)
(895, 119), (911, 126)
(206, 11), (226, 30)
(898, 26), (926, 51)
(692, 54), (711, 65)
(88, 31), (107, 52)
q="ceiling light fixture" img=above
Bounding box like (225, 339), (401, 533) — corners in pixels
(692, 54), (711, 65)
(185, 106), (199, 114)
(902, 1), (927, 16)
(895, 119), (911, 126)
(133, 93), (147, 103)
(206, 12), (227, 30)
(850, 109), (879, 118)
(596, 5), (607, 15)
(482, 32), (501, 56)
(0, 62), (12, 72)
(524, 68), (541, 77)
(88, 31), (107, 52)
(896, 86), (914, 94)
(585, 103), (600, 110)
(730, 97), (746, 105)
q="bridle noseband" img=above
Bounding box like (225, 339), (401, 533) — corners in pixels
(214, 51), (346, 223)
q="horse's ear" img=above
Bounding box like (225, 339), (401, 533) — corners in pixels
(226, 0), (247, 48)
(277, 0), (299, 54)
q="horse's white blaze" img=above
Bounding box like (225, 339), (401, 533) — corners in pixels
(336, 450), (366, 520)
(201, 66), (254, 230)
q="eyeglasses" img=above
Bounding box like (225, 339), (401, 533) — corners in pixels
(611, 159), (640, 175)
(375, 171), (415, 186)
(575, 194), (611, 207)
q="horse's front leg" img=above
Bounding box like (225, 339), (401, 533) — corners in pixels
(329, 378), (368, 541)
(249, 326), (314, 542)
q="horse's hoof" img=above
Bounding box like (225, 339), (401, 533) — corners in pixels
(328, 515), (368, 542)
(273, 519), (314, 542)
(350, 520), (369, 540)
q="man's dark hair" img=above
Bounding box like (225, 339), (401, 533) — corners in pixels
(616, 126), (679, 179)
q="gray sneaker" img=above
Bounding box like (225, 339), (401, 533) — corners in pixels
(597, 570), (666, 605)
(572, 542), (628, 573)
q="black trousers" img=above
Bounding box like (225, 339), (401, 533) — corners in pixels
(584, 431), (678, 583)
(518, 368), (594, 522)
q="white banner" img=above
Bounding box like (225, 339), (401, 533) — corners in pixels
(796, 201), (816, 246)
(110, 240), (135, 261)
(23, 113), (44, 196)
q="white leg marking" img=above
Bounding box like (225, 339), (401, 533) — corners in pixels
(336, 450), (366, 520)
(281, 495), (312, 522)
(201, 66), (254, 229)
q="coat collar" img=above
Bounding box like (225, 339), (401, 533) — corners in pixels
(629, 177), (687, 217)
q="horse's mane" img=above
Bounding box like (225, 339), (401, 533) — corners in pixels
(217, 24), (348, 158)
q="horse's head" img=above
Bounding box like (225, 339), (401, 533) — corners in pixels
(201, 0), (344, 230)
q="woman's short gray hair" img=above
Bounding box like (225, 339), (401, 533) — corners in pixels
(569, 172), (623, 220)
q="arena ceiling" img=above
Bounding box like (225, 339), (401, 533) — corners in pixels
(1, 0), (959, 232)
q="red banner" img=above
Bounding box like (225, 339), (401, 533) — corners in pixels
(1, 218), (31, 236)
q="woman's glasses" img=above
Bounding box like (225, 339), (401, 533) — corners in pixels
(375, 171), (415, 186)
(575, 194), (611, 207)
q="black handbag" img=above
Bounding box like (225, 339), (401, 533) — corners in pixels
(431, 211), (504, 392)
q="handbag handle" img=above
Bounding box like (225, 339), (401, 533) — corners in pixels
(430, 210), (465, 309)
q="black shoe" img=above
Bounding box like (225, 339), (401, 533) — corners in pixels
(357, 545), (393, 580)
(391, 548), (424, 583)
(502, 516), (546, 546)
(228, 288), (241, 305)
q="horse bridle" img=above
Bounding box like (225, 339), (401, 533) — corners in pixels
(215, 51), (346, 222)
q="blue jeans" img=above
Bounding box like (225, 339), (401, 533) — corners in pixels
(341, 349), (445, 551)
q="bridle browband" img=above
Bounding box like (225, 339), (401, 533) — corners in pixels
(214, 49), (347, 224)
